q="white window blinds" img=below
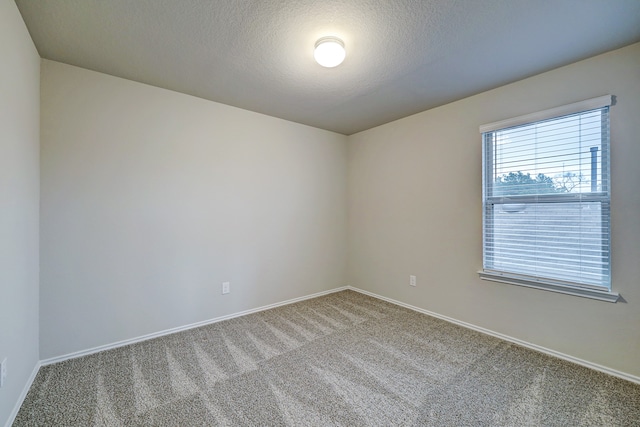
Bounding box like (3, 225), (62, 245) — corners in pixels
(481, 96), (613, 298)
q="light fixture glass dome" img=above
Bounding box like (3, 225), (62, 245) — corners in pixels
(314, 37), (346, 68)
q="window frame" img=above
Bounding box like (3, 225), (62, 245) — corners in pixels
(478, 96), (619, 303)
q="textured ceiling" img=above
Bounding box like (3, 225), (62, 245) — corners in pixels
(15, 0), (640, 135)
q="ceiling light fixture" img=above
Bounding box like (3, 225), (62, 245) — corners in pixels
(314, 37), (346, 68)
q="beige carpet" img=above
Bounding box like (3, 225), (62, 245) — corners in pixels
(14, 290), (640, 426)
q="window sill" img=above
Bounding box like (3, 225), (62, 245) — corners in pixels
(478, 270), (620, 303)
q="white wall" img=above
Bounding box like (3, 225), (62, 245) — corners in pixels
(40, 60), (348, 359)
(348, 43), (640, 377)
(0, 1), (40, 425)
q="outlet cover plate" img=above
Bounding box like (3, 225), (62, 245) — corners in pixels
(1, 358), (6, 388)
(222, 282), (230, 294)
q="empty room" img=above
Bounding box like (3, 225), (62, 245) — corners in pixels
(2, 0), (640, 425)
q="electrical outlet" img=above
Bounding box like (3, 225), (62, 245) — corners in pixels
(409, 275), (417, 287)
(1, 358), (6, 388)
(222, 281), (230, 295)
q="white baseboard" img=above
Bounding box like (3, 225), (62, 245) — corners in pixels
(34, 283), (639, 386)
(5, 361), (41, 427)
(41, 286), (348, 366)
(347, 286), (640, 385)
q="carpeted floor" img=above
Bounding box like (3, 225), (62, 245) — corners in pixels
(14, 290), (640, 426)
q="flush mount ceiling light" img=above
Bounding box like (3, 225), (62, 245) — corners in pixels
(314, 37), (346, 68)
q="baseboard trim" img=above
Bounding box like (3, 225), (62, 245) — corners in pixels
(347, 286), (640, 385)
(41, 286), (348, 366)
(37, 284), (640, 384)
(5, 361), (41, 427)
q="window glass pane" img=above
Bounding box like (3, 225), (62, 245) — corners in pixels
(485, 202), (609, 287)
(491, 110), (604, 197)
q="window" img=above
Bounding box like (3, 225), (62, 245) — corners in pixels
(479, 96), (618, 302)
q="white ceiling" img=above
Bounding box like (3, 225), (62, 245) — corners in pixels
(15, 0), (640, 135)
